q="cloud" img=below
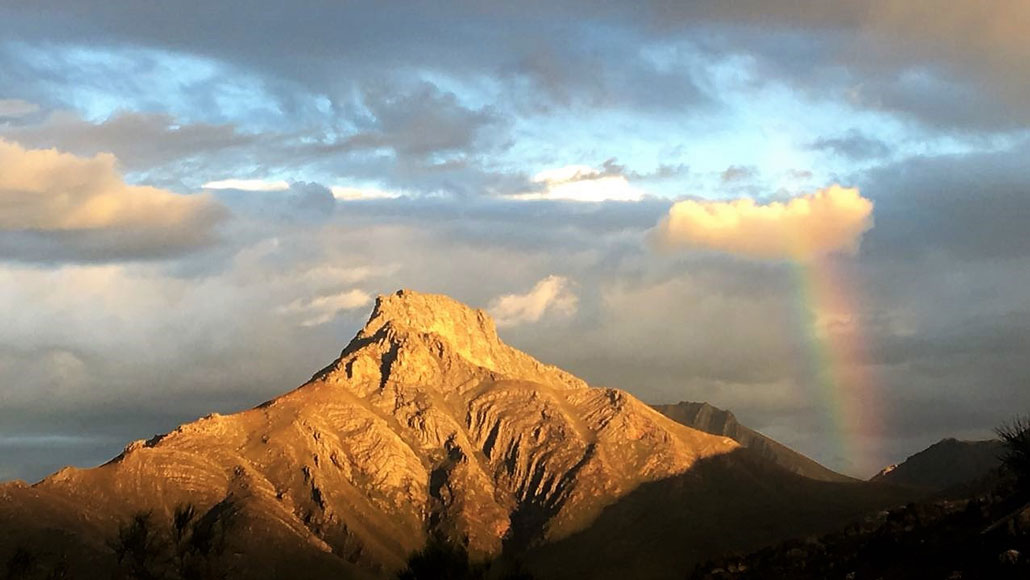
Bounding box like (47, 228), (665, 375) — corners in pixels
(0, 139), (225, 262)
(2, 1), (1027, 137)
(650, 185), (874, 259)
(516, 165), (644, 202)
(859, 140), (1030, 261)
(809, 131), (891, 161)
(1, 111), (259, 180)
(720, 165), (757, 183)
(0, 140), (208, 232)
(330, 186), (402, 201)
(203, 178), (289, 191)
(488, 275), (578, 327)
(206, 182), (338, 228)
(329, 81), (503, 159)
(644, 0), (1030, 129)
(278, 289), (372, 327)
(0, 99), (40, 119)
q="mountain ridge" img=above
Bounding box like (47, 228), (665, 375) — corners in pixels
(870, 437), (1003, 490)
(0, 290), (910, 579)
(653, 401), (853, 482)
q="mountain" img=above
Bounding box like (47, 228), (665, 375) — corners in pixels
(871, 437), (1004, 490)
(691, 485), (1030, 579)
(653, 401), (852, 482)
(693, 445), (1030, 580)
(0, 290), (910, 579)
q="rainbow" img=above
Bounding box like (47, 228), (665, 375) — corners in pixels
(790, 256), (883, 476)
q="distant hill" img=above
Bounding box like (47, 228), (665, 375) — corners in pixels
(692, 459), (1030, 580)
(871, 437), (1003, 490)
(654, 401), (853, 483)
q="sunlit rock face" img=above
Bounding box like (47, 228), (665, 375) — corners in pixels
(0, 289), (739, 578)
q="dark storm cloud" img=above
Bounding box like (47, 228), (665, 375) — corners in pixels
(1, 111), (258, 172)
(506, 31), (711, 113)
(309, 82), (505, 159)
(642, 0), (1030, 130)
(809, 130), (891, 161)
(859, 140), (1030, 261)
(0, 86), (516, 196)
(210, 182), (336, 224)
(0, 1), (709, 117)
(866, 308), (1030, 445)
(871, 311), (1030, 370)
(333, 195), (672, 252)
(0, 226), (224, 264)
(3, 0), (1029, 133)
(821, 138), (1030, 466)
(682, 28), (1029, 132)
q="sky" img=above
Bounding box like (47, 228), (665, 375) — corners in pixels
(1, 1), (1029, 481)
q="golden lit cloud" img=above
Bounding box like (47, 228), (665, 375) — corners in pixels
(651, 185), (874, 259)
(0, 138), (223, 236)
(488, 275), (578, 327)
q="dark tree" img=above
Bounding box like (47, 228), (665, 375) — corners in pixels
(496, 559), (536, 580)
(396, 537), (536, 580)
(396, 537), (488, 580)
(171, 500), (240, 580)
(4, 547), (35, 580)
(109, 499), (240, 580)
(996, 414), (1030, 494)
(109, 511), (166, 580)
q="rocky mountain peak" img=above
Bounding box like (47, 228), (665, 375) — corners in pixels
(359, 289), (502, 356)
(322, 289), (588, 394)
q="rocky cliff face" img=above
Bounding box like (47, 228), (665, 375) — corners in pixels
(653, 401), (853, 482)
(0, 290), (741, 578)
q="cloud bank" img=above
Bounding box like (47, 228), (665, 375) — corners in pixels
(0, 139), (225, 261)
(651, 186), (874, 260)
(489, 275), (578, 327)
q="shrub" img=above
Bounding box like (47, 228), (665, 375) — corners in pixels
(995, 414), (1030, 494)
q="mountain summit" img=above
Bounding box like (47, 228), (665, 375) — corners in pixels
(0, 290), (907, 579)
(320, 289), (588, 393)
